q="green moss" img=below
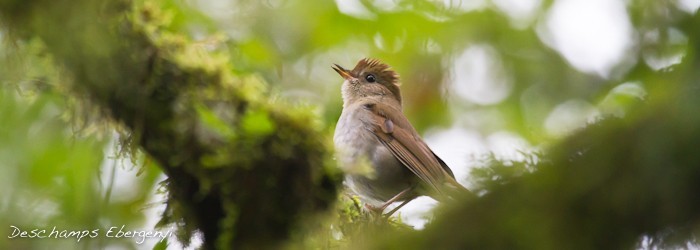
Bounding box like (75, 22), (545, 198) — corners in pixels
(241, 108), (275, 137)
(0, 0), (340, 249)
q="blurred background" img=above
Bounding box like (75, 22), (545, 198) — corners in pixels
(1, 0), (698, 249)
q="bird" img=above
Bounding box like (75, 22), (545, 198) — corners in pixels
(331, 58), (471, 217)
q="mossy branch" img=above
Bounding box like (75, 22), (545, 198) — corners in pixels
(0, 0), (340, 249)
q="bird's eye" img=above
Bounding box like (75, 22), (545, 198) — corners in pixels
(365, 74), (376, 83)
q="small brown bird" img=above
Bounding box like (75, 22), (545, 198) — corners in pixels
(332, 58), (471, 216)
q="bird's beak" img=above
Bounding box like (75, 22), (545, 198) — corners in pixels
(332, 64), (352, 80)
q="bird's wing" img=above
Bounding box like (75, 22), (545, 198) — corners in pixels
(361, 101), (457, 195)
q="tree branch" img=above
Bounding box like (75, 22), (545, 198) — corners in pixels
(0, 1), (340, 249)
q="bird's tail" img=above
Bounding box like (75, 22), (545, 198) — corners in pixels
(443, 175), (476, 200)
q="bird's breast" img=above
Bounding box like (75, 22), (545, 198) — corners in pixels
(334, 106), (415, 204)
(333, 108), (376, 172)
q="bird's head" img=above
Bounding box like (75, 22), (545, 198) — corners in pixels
(332, 58), (402, 105)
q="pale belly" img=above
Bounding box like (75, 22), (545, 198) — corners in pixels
(334, 109), (415, 207)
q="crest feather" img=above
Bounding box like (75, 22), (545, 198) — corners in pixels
(351, 58), (402, 103)
(352, 58), (400, 86)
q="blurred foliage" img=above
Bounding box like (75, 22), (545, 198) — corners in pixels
(0, 40), (164, 249)
(1, 0), (700, 249)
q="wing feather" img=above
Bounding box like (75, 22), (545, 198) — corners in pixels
(362, 101), (453, 195)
